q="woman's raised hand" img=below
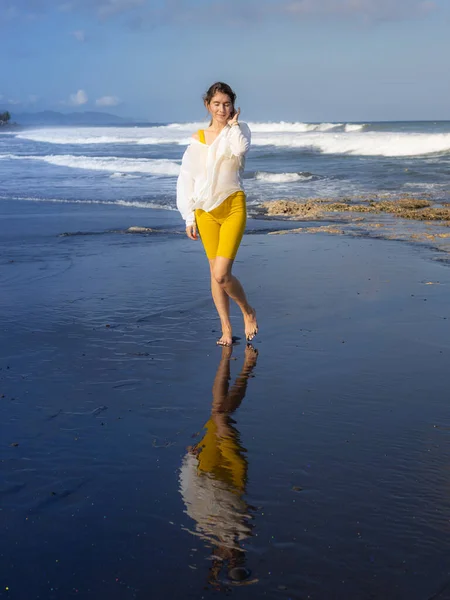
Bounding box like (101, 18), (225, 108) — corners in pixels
(186, 223), (198, 240)
(228, 108), (240, 126)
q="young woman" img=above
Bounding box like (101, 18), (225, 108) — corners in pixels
(176, 82), (258, 347)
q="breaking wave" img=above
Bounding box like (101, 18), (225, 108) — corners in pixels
(0, 153), (180, 176)
(0, 195), (176, 210)
(7, 123), (450, 157)
(255, 171), (314, 183)
(250, 132), (450, 157)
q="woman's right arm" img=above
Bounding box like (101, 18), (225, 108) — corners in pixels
(228, 122), (251, 157)
(176, 146), (196, 235)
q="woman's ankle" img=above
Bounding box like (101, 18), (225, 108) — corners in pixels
(241, 304), (254, 316)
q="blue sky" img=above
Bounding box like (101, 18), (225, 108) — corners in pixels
(0, 0), (449, 122)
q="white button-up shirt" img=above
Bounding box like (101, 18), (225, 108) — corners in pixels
(176, 123), (251, 226)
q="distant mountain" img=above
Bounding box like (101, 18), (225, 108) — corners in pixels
(11, 110), (145, 126)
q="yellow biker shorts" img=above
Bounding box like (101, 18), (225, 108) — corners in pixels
(195, 191), (247, 260)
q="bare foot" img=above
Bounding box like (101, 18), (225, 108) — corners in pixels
(244, 343), (258, 368)
(217, 325), (233, 347)
(243, 307), (258, 341)
(220, 345), (233, 360)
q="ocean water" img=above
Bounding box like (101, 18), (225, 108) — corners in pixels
(1, 120), (450, 216)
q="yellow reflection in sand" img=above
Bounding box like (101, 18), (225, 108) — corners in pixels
(179, 345), (258, 588)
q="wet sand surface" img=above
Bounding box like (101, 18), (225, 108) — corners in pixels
(2, 201), (450, 599)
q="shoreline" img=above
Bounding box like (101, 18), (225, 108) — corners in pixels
(3, 193), (450, 266)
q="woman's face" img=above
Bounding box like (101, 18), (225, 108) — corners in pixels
(207, 92), (234, 125)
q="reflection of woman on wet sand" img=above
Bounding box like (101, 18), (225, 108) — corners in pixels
(179, 345), (258, 588)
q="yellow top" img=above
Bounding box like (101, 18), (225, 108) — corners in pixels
(198, 129), (206, 144)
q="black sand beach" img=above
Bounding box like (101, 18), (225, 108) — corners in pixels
(2, 200), (450, 599)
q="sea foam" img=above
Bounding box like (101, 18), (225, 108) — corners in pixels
(9, 123), (450, 157)
(344, 124), (366, 132)
(14, 126), (192, 146)
(0, 195), (176, 210)
(255, 172), (314, 183)
(247, 121), (342, 133)
(251, 132), (450, 157)
(1, 154), (180, 176)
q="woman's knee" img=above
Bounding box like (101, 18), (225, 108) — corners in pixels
(212, 269), (231, 286)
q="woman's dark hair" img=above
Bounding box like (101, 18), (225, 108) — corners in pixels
(203, 82), (236, 109)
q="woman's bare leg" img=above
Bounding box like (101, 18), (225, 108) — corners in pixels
(209, 259), (233, 346)
(212, 256), (258, 341)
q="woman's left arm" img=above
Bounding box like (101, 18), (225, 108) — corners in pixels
(228, 122), (251, 157)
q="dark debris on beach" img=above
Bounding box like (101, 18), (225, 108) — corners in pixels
(261, 194), (450, 254)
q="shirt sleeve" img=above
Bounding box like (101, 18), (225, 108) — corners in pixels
(176, 145), (196, 226)
(227, 122), (251, 157)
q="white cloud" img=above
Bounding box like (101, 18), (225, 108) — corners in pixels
(69, 89), (88, 105)
(0, 95), (21, 107)
(1, 95), (40, 106)
(96, 95), (121, 107)
(71, 29), (86, 41)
